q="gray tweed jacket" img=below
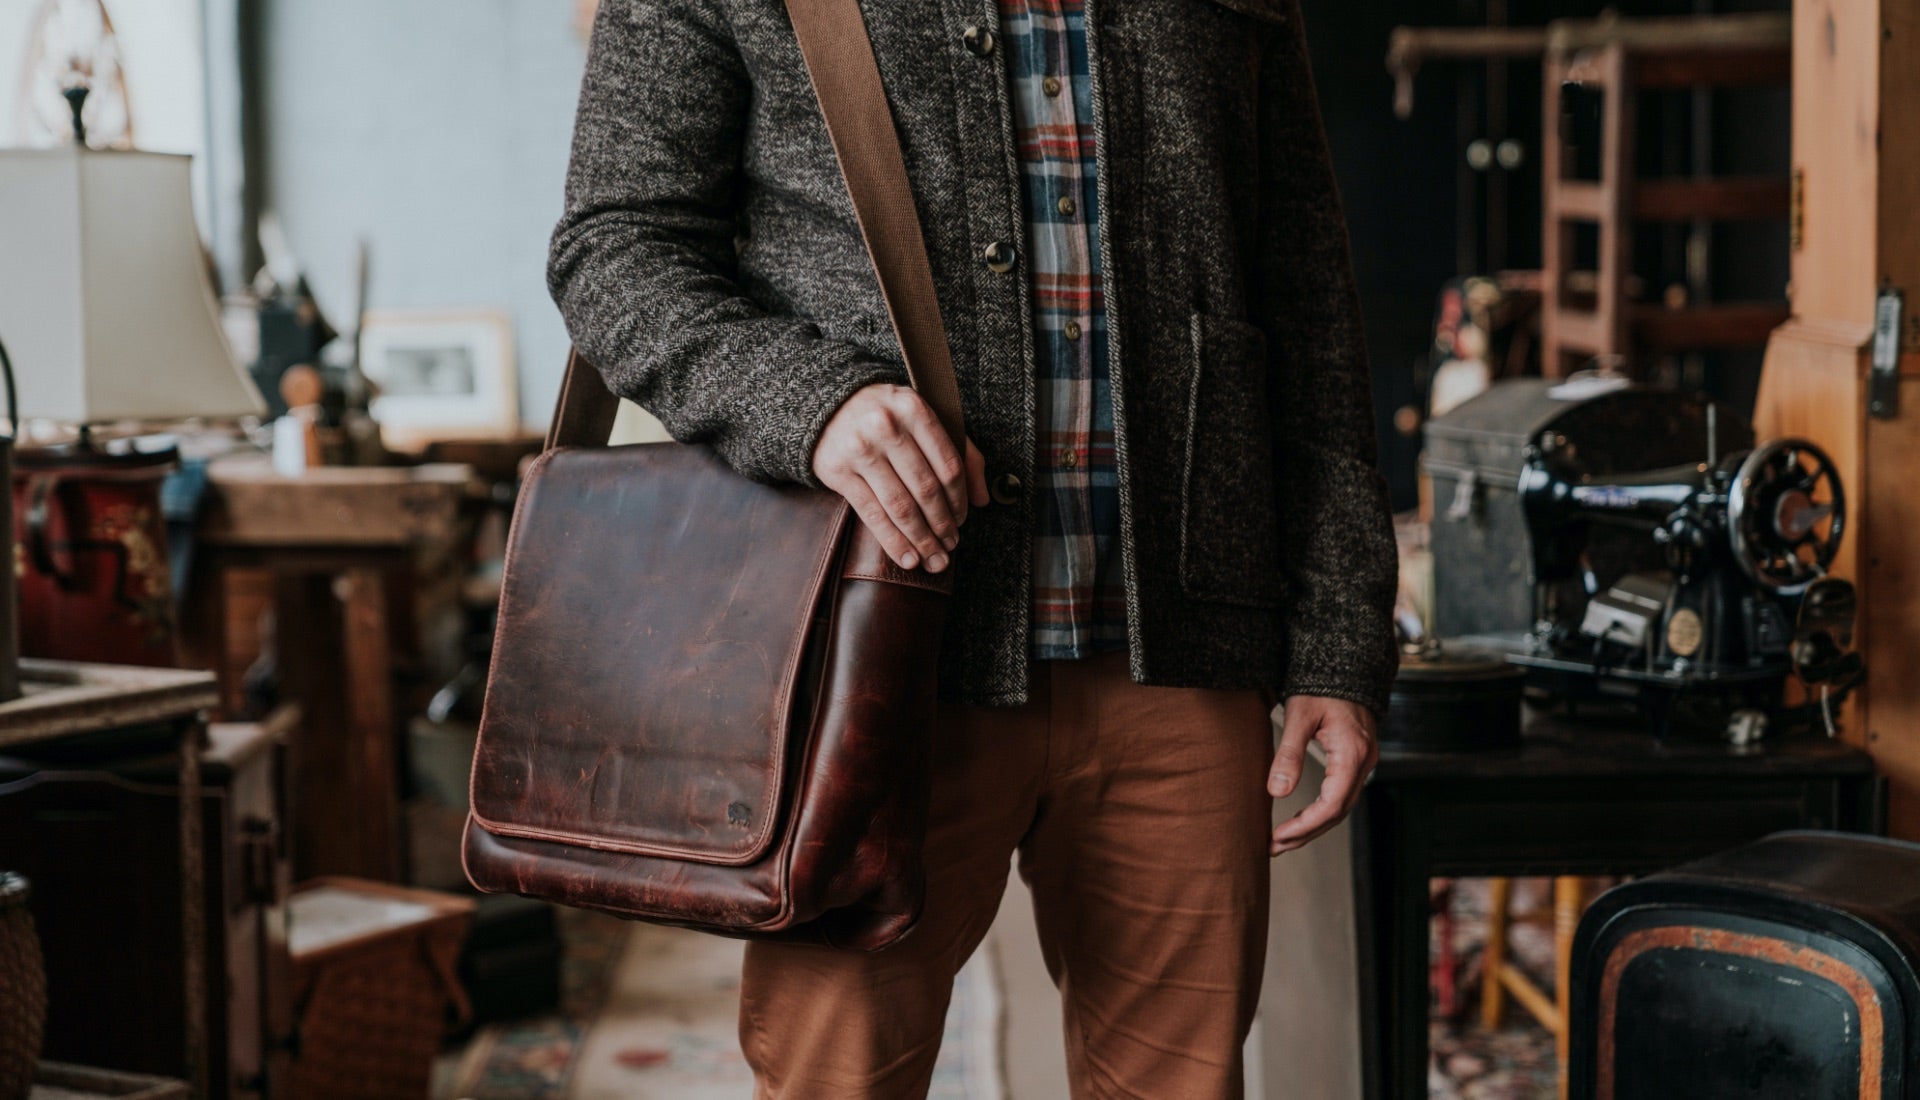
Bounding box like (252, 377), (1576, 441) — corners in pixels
(549, 0), (1399, 713)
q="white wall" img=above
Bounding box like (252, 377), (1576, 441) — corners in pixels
(258, 0), (586, 428)
(1, 0), (206, 154)
(1, 0), (213, 230)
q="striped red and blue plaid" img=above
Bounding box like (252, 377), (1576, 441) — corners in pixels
(999, 0), (1125, 660)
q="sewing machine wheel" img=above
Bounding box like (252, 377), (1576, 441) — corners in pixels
(1727, 439), (1845, 594)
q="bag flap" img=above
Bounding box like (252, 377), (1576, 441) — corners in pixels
(469, 443), (850, 866)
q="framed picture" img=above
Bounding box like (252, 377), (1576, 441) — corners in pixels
(360, 309), (518, 444)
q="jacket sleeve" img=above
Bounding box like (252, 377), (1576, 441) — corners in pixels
(548, 0), (906, 485)
(1254, 2), (1399, 716)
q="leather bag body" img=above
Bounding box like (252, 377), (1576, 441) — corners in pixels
(462, 0), (964, 951)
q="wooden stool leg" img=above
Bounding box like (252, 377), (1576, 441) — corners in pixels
(1481, 877), (1513, 1029)
(1554, 875), (1588, 1100)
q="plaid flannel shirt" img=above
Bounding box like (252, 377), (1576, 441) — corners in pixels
(1000, 0), (1125, 660)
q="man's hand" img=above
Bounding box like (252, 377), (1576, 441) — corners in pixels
(1267, 695), (1379, 856)
(813, 383), (990, 573)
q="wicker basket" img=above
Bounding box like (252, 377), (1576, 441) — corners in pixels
(286, 878), (473, 1100)
(0, 874), (46, 1100)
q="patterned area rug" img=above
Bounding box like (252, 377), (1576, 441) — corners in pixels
(439, 911), (1001, 1099)
(1427, 878), (1559, 1100)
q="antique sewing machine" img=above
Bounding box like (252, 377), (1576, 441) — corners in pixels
(1507, 423), (1864, 738)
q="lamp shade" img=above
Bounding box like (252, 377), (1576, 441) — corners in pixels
(0, 146), (265, 424)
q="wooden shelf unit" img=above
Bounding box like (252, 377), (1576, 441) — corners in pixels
(1540, 15), (1791, 377)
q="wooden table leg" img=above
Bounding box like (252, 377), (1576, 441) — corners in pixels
(275, 566), (403, 881)
(178, 714), (209, 1100)
(1353, 786), (1432, 1100)
(1482, 877), (1513, 1030)
(339, 567), (402, 881)
(1554, 875), (1587, 1100)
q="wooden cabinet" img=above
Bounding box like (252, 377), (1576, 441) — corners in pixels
(1755, 0), (1920, 837)
(0, 711), (296, 1100)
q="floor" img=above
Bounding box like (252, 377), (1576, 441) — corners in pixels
(436, 910), (1001, 1100)
(433, 876), (1556, 1100)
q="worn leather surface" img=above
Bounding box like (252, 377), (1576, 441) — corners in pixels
(469, 443), (847, 864)
(464, 442), (947, 949)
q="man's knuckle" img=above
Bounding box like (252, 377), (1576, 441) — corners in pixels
(860, 406), (896, 437)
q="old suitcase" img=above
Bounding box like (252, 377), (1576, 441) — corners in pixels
(1422, 379), (1752, 637)
(1570, 830), (1920, 1099)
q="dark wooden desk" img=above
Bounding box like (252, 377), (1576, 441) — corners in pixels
(1352, 712), (1882, 1100)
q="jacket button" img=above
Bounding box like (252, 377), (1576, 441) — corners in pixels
(962, 25), (995, 57)
(990, 472), (1024, 505)
(983, 240), (1017, 274)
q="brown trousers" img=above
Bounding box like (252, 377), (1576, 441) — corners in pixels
(739, 652), (1276, 1099)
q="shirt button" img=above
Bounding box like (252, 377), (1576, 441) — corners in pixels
(1042, 75), (1062, 97)
(983, 240), (1018, 274)
(1063, 320), (1082, 341)
(1060, 449), (1079, 470)
(990, 472), (1024, 505)
(1056, 195), (1076, 217)
(962, 25), (995, 57)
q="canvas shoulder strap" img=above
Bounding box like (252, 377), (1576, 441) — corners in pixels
(547, 0), (963, 453)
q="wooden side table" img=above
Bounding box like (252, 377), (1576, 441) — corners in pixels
(185, 458), (470, 881)
(0, 662), (220, 1098)
(1354, 712), (1882, 1100)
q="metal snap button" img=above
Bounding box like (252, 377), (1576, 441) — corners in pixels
(990, 472), (1024, 504)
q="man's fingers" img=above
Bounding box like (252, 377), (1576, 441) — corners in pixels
(832, 475), (922, 571)
(1268, 712), (1313, 798)
(964, 439), (990, 510)
(1270, 756), (1357, 851)
(860, 462), (950, 572)
(1269, 721), (1376, 855)
(894, 396), (969, 529)
(885, 439), (961, 552)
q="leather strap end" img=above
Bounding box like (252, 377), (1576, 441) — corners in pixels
(547, 348), (623, 451)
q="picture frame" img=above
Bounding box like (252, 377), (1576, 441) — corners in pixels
(359, 309), (519, 445)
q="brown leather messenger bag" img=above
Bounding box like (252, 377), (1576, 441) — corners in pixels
(461, 0), (963, 951)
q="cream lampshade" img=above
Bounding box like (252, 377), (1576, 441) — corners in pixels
(0, 145), (265, 426)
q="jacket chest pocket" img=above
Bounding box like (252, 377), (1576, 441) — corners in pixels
(1180, 313), (1284, 609)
